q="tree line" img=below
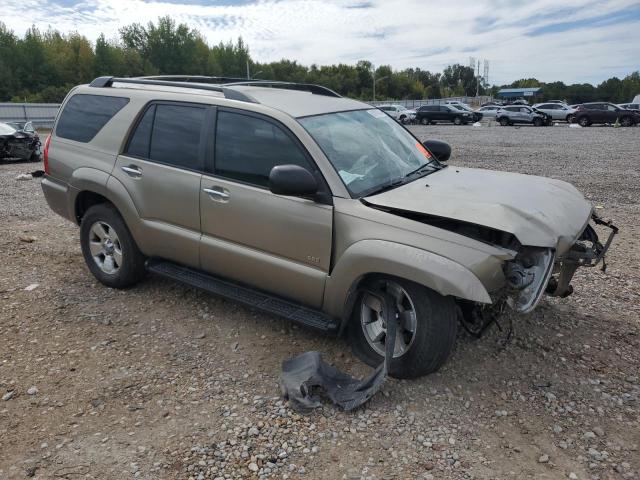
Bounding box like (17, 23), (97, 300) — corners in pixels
(0, 17), (638, 104)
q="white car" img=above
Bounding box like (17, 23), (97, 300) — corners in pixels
(477, 105), (501, 118)
(533, 102), (577, 122)
(378, 104), (417, 124)
(618, 103), (639, 111)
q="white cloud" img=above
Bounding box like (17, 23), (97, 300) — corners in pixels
(1, 0), (639, 84)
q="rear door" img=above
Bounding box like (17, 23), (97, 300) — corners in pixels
(438, 106), (450, 121)
(113, 101), (208, 267)
(199, 108), (333, 307)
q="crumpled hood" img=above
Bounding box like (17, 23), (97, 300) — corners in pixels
(365, 166), (592, 252)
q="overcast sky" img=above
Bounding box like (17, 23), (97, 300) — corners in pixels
(2, 0), (639, 85)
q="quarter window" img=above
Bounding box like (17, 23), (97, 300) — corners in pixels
(215, 111), (311, 187)
(57, 94), (129, 142)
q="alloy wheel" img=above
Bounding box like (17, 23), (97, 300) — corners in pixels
(360, 281), (418, 358)
(88, 221), (123, 274)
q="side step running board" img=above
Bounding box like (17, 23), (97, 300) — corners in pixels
(147, 260), (338, 333)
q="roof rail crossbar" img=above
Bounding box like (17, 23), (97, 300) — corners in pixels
(137, 75), (250, 84)
(223, 81), (342, 98)
(88, 76), (258, 103)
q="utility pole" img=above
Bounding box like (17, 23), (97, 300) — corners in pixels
(372, 64), (389, 102)
(246, 60), (250, 80)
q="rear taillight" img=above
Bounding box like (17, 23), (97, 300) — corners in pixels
(43, 134), (51, 174)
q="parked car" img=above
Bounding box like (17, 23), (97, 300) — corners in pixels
(415, 105), (472, 125)
(573, 102), (639, 127)
(496, 106), (552, 126)
(481, 101), (503, 107)
(41, 76), (617, 378)
(617, 103), (639, 111)
(0, 121), (41, 162)
(377, 104), (417, 124)
(511, 99), (529, 106)
(477, 105), (500, 118)
(450, 104), (483, 122)
(533, 103), (577, 122)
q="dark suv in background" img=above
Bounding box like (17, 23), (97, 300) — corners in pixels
(415, 105), (472, 125)
(572, 102), (639, 127)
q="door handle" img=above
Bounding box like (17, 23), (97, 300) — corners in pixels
(121, 165), (142, 178)
(203, 187), (230, 200)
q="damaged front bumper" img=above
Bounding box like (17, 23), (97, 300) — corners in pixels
(545, 213), (618, 298)
(504, 213), (618, 313)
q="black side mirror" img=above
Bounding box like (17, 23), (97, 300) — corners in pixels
(269, 164), (318, 197)
(423, 139), (451, 162)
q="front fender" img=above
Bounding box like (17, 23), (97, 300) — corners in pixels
(323, 240), (492, 321)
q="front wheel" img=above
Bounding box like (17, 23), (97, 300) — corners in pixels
(348, 277), (458, 379)
(453, 116), (462, 125)
(533, 117), (543, 127)
(80, 203), (146, 288)
(578, 116), (590, 127)
(420, 117), (429, 125)
(566, 114), (574, 123)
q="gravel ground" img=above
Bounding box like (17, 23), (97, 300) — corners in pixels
(1, 124), (639, 480)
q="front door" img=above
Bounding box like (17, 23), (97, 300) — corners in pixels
(113, 101), (209, 267)
(199, 108), (333, 308)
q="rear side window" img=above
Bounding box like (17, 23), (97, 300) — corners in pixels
(215, 111), (311, 188)
(125, 103), (206, 171)
(56, 94), (129, 142)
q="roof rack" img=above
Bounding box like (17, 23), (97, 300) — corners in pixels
(223, 81), (341, 98)
(138, 75), (250, 84)
(88, 76), (342, 102)
(88, 76), (257, 103)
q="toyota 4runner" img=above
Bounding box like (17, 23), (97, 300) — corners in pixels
(41, 76), (617, 378)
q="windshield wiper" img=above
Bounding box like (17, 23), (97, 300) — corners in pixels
(404, 159), (442, 178)
(361, 178), (406, 197)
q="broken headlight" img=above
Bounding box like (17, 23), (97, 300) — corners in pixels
(504, 247), (555, 313)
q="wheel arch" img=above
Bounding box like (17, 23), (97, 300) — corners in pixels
(69, 172), (145, 253)
(324, 240), (492, 335)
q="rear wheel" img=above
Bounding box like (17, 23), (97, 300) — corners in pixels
(499, 117), (509, 126)
(420, 117), (429, 125)
(80, 203), (146, 288)
(348, 277), (458, 379)
(578, 116), (590, 127)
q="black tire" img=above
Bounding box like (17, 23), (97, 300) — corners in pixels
(420, 117), (429, 125)
(80, 203), (146, 288)
(620, 116), (633, 127)
(348, 277), (458, 379)
(29, 151), (41, 162)
(578, 116), (590, 127)
(399, 115), (406, 124)
(566, 114), (574, 123)
(533, 117), (543, 127)
(499, 117), (509, 126)
(453, 116), (462, 126)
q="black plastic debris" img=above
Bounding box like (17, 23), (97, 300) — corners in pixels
(280, 292), (396, 411)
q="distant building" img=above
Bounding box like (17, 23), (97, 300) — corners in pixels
(497, 87), (541, 100)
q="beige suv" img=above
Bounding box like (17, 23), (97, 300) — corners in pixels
(41, 76), (617, 378)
